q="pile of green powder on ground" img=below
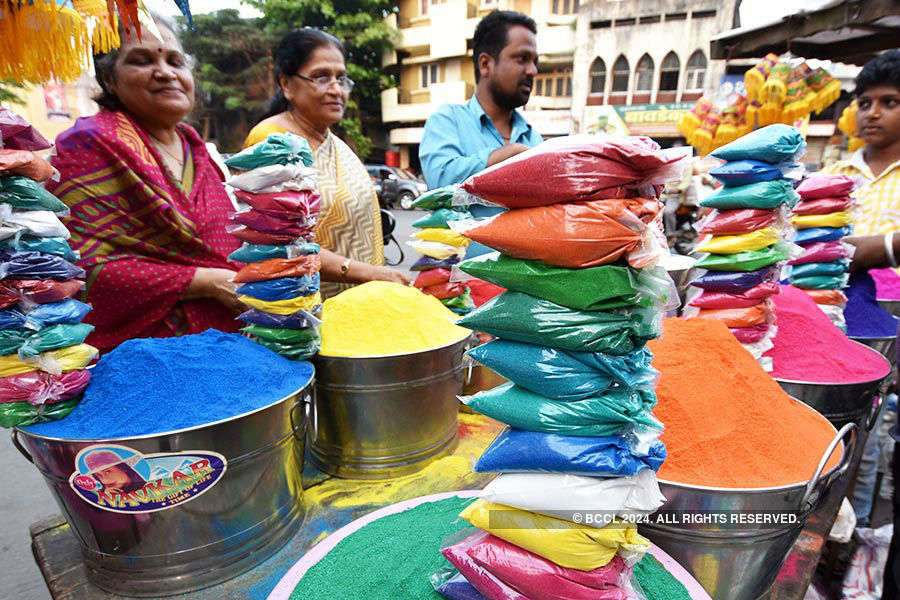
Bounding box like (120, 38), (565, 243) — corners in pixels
(633, 554), (693, 600)
(289, 496), (473, 599)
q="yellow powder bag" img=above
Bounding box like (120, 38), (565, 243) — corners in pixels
(319, 281), (471, 357)
(696, 226), (780, 255)
(459, 499), (649, 571)
(791, 211), (852, 230)
(413, 228), (471, 247)
(408, 240), (467, 260)
(238, 292), (322, 315)
(0, 343), (98, 377)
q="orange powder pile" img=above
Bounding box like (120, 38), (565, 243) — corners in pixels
(648, 318), (841, 489)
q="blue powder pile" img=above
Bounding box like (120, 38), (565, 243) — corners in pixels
(844, 271), (900, 338)
(26, 330), (314, 439)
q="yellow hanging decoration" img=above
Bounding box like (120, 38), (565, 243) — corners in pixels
(73, 0), (121, 53)
(744, 53), (778, 104)
(677, 97), (713, 146)
(838, 100), (865, 152)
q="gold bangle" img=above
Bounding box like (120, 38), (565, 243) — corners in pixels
(340, 258), (353, 280)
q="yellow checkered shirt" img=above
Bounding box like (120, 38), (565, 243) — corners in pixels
(822, 149), (900, 236)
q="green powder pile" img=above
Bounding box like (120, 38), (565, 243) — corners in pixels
(633, 554), (693, 600)
(289, 496), (474, 599)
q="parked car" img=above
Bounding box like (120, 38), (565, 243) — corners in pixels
(365, 164), (427, 209)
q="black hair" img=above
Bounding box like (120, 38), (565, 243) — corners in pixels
(94, 462), (147, 495)
(93, 14), (180, 111)
(262, 28), (346, 119)
(471, 10), (537, 83)
(854, 49), (900, 97)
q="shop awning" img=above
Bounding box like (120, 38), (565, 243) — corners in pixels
(710, 0), (900, 66)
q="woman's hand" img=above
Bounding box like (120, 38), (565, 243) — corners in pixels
(365, 265), (413, 285)
(185, 267), (245, 313)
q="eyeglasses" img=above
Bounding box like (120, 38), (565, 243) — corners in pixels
(294, 73), (355, 92)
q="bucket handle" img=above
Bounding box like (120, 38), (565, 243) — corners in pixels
(290, 392), (312, 441)
(462, 334), (477, 386)
(866, 394), (884, 432)
(10, 429), (34, 464)
(800, 421), (856, 513)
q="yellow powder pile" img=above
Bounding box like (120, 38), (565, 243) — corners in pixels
(319, 281), (471, 357)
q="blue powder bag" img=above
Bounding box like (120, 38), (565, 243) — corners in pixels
(435, 572), (486, 600)
(235, 274), (320, 302)
(700, 179), (800, 210)
(228, 242), (320, 263)
(238, 307), (321, 329)
(709, 160), (796, 187)
(0, 308), (27, 330)
(844, 271), (900, 338)
(225, 132), (313, 169)
(794, 226), (852, 245)
(24, 299), (91, 329)
(26, 330), (315, 439)
(710, 124), (806, 164)
(789, 274), (849, 290)
(0, 250), (85, 280)
(0, 236), (78, 261)
(474, 428), (666, 476)
(788, 259), (850, 279)
(412, 254), (460, 271)
(467, 340), (657, 401)
(412, 209), (470, 229)
(690, 266), (777, 293)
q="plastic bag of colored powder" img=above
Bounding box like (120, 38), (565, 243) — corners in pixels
(3, 279), (84, 306)
(0, 308), (28, 329)
(231, 209), (313, 235)
(413, 208), (470, 229)
(235, 274), (319, 302)
(0, 343), (97, 377)
(233, 254), (321, 283)
(696, 227), (781, 254)
(688, 281), (779, 309)
(700, 179), (800, 210)
(0, 329), (31, 354)
(228, 242), (319, 263)
(457, 292), (660, 355)
(241, 324), (318, 345)
(413, 185), (458, 210)
(467, 279), (505, 308)
(0, 369), (90, 405)
(710, 124), (806, 163)
(797, 174), (854, 200)
(0, 149), (56, 185)
(0, 109), (52, 151)
(845, 271), (900, 338)
(0, 396), (80, 428)
(422, 282), (468, 300)
(412, 254), (460, 271)
(225, 133), (314, 170)
(789, 259), (850, 279)
(414, 268), (452, 289)
(0, 286), (17, 309)
(409, 240), (467, 260)
(18, 323), (93, 358)
(238, 291), (321, 315)
(481, 471), (665, 523)
(414, 228), (471, 247)
(229, 225), (310, 246)
(237, 307), (320, 329)
(803, 288), (848, 306)
(790, 274), (849, 290)
(690, 299), (774, 328)
(434, 571), (489, 600)
(467, 341), (658, 401)
(253, 336), (320, 360)
(0, 251), (84, 281)
(442, 289), (476, 314)
(458, 253), (675, 312)
(454, 198), (665, 269)
(463, 382), (662, 437)
(698, 208), (783, 236)
(459, 135), (689, 208)
(439, 530), (530, 600)
(729, 323), (773, 344)
(475, 428), (666, 477)
(460, 500), (649, 571)
(794, 226), (852, 245)
(468, 535), (634, 599)
(0, 209), (70, 239)
(233, 189), (320, 220)
(227, 163), (318, 194)
(788, 241), (852, 266)
(0, 236), (78, 261)
(709, 159), (799, 187)
(23, 299), (91, 329)
(793, 197), (854, 216)
(0, 176), (68, 213)
(695, 241), (796, 272)
(792, 211), (852, 230)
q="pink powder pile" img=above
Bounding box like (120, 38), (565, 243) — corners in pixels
(766, 285), (891, 384)
(871, 268), (900, 301)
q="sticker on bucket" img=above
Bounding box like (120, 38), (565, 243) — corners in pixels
(68, 444), (227, 514)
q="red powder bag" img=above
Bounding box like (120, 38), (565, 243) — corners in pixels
(0, 369), (90, 405)
(803, 288), (848, 306)
(231, 209), (313, 235)
(414, 268), (451, 289)
(688, 281), (779, 309)
(691, 299), (774, 328)
(797, 174), (854, 200)
(420, 282), (467, 300)
(793, 197), (854, 216)
(457, 198), (664, 269)
(229, 226), (309, 245)
(468, 279), (506, 307)
(0, 149), (56, 182)
(730, 323), (772, 344)
(0, 286), (18, 309)
(698, 209), (779, 236)
(788, 241), (851, 266)
(233, 189), (320, 219)
(233, 255), (321, 283)
(442, 531), (529, 600)
(4, 278), (85, 304)
(460, 135), (687, 208)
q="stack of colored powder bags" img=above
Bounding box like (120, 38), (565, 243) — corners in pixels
(783, 173), (855, 331)
(0, 109), (96, 427)
(426, 135), (690, 600)
(223, 133), (323, 360)
(686, 124), (806, 370)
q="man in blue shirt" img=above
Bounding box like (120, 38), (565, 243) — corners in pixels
(420, 10), (543, 190)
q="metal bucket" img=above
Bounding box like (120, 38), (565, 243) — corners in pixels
(851, 335), (897, 369)
(310, 336), (470, 479)
(641, 418), (856, 600)
(12, 381), (312, 597)
(878, 298), (900, 318)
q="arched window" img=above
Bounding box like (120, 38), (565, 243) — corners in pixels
(659, 52), (680, 91)
(685, 50), (707, 91)
(635, 54), (654, 92)
(611, 55), (629, 93)
(589, 58), (606, 94)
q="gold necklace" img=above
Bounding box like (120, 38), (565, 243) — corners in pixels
(149, 134), (184, 175)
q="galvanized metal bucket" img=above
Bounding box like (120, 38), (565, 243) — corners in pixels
(12, 380), (313, 597)
(310, 336), (471, 479)
(878, 298), (900, 318)
(641, 418), (856, 600)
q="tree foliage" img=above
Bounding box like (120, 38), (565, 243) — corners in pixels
(0, 80), (26, 105)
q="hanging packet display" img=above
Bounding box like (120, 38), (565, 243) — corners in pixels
(252, 336), (320, 360)
(0, 251), (84, 281)
(453, 198), (664, 269)
(412, 185), (458, 210)
(24, 299), (91, 328)
(0, 397), (81, 428)
(698, 208), (780, 236)
(794, 226), (852, 245)
(226, 163), (317, 193)
(413, 208), (470, 229)
(414, 268), (452, 289)
(0, 109), (52, 151)
(231, 209), (313, 235)
(237, 292), (321, 315)
(696, 227), (780, 254)
(792, 211), (852, 229)
(459, 135), (688, 208)
(789, 273), (849, 290)
(457, 292), (660, 355)
(240, 324), (318, 344)
(235, 274), (320, 302)
(413, 228), (471, 247)
(730, 323), (772, 344)
(225, 133), (314, 170)
(700, 179), (799, 210)
(411, 254), (460, 271)
(0, 343), (97, 377)
(695, 241), (795, 272)
(789, 259), (850, 278)
(690, 266), (778, 293)
(18, 323), (94, 357)
(797, 174), (854, 199)
(709, 159), (796, 187)
(687, 281), (779, 309)
(228, 242), (319, 263)
(475, 428), (666, 476)
(233, 254), (321, 283)
(0, 149), (56, 182)
(793, 197), (854, 216)
(467, 341), (658, 401)
(458, 253), (674, 312)
(462, 382), (662, 437)
(789, 241), (852, 265)
(0, 175), (68, 213)
(0, 369), (90, 405)
(0, 235), (78, 261)
(710, 124), (805, 163)
(233, 189), (321, 219)
(2, 278), (84, 305)
(237, 307), (320, 329)
(422, 282), (468, 300)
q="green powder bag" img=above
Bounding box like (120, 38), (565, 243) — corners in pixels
(463, 381), (662, 437)
(242, 324), (318, 345)
(412, 208), (471, 229)
(18, 323), (94, 358)
(0, 236), (78, 261)
(0, 329), (32, 355)
(700, 179), (799, 210)
(441, 288), (475, 313)
(0, 397), (80, 428)
(0, 175), (68, 213)
(412, 185), (457, 210)
(253, 336), (320, 360)
(789, 273), (850, 290)
(632, 554), (693, 600)
(458, 252), (674, 311)
(457, 292), (660, 355)
(225, 133), (313, 169)
(696, 241), (795, 272)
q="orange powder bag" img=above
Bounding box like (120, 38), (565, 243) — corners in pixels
(0, 149), (56, 182)
(802, 289), (848, 306)
(456, 198), (664, 269)
(690, 299), (774, 328)
(232, 254), (321, 283)
(648, 318), (841, 488)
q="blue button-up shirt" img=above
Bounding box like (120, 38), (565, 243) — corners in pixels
(419, 95), (543, 190)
